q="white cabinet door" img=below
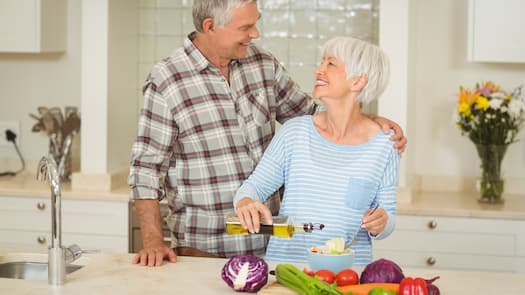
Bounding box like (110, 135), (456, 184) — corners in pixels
(467, 0), (525, 62)
(0, 0), (66, 53)
(0, 196), (129, 252)
(373, 215), (525, 272)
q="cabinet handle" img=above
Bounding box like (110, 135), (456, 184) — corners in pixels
(37, 236), (47, 244)
(36, 202), (46, 210)
(426, 256), (436, 266)
(427, 220), (437, 229)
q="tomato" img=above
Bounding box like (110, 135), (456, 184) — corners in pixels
(335, 269), (359, 286)
(303, 267), (315, 276)
(314, 269), (335, 284)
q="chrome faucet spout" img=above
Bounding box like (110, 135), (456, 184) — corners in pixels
(37, 156), (62, 248)
(37, 156), (84, 285)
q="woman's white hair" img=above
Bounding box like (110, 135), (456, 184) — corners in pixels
(320, 37), (390, 105)
(193, 0), (257, 32)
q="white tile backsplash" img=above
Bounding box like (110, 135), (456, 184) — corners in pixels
(156, 36), (181, 60)
(261, 10), (290, 38)
(317, 11), (348, 38)
(318, 0), (346, 10)
(262, 0), (290, 10)
(156, 9), (183, 36)
(139, 8), (156, 35)
(137, 0), (378, 99)
(288, 37), (319, 65)
(289, 10), (317, 38)
(289, 64), (316, 92)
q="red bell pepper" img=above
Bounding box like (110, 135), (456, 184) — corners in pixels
(399, 277), (428, 295)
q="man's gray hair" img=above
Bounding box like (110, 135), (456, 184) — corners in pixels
(193, 0), (257, 32)
(320, 37), (390, 106)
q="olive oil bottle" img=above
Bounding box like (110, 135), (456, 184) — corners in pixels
(225, 214), (324, 238)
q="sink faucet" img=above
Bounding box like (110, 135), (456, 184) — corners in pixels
(37, 156), (83, 285)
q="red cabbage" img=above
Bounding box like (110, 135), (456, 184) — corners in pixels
(221, 255), (268, 293)
(360, 258), (405, 284)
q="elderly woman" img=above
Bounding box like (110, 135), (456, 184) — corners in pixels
(233, 37), (399, 265)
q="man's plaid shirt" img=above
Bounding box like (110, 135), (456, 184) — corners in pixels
(129, 33), (317, 257)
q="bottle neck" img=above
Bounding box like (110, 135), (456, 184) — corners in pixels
(294, 223), (325, 233)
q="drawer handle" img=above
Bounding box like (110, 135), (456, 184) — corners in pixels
(36, 202), (46, 210)
(37, 236), (47, 244)
(427, 220), (437, 229)
(426, 256), (436, 266)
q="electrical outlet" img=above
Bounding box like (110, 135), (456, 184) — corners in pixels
(0, 121), (20, 147)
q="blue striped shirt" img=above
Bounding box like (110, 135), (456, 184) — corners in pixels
(234, 115), (399, 265)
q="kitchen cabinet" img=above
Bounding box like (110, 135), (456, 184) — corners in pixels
(467, 0), (525, 63)
(0, 0), (66, 53)
(373, 215), (525, 273)
(0, 196), (129, 252)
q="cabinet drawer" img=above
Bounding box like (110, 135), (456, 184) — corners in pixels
(395, 216), (520, 235)
(0, 196), (129, 252)
(0, 196), (128, 235)
(0, 229), (50, 249)
(374, 249), (517, 272)
(61, 199), (128, 236)
(0, 197), (50, 231)
(374, 230), (515, 256)
(0, 229), (127, 252)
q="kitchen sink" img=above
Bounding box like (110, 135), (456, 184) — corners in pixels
(0, 261), (83, 281)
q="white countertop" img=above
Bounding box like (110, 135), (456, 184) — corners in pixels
(0, 172), (129, 202)
(0, 247), (524, 294)
(2, 173), (525, 220)
(398, 190), (525, 220)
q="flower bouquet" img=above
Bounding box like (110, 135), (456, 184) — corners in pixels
(455, 81), (525, 203)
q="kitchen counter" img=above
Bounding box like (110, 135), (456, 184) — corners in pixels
(1, 173), (524, 219)
(0, 247), (523, 294)
(398, 190), (525, 220)
(0, 172), (129, 202)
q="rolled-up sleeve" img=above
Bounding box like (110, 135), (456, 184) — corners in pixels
(128, 74), (177, 201)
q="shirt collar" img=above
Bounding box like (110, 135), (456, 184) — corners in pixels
(184, 32), (242, 73)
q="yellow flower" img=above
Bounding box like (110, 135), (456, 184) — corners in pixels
(458, 102), (471, 115)
(476, 96), (490, 111)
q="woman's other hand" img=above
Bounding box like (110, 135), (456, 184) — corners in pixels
(370, 116), (407, 155)
(361, 207), (388, 236)
(236, 197), (273, 233)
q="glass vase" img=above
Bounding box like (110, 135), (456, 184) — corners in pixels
(475, 144), (508, 204)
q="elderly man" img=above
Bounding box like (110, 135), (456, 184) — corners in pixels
(129, 0), (406, 267)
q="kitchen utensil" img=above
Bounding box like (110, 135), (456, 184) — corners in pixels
(64, 106), (78, 119)
(49, 107), (64, 127)
(29, 113), (44, 132)
(61, 112), (80, 138)
(40, 111), (56, 135)
(58, 112), (80, 180)
(58, 134), (73, 179)
(345, 203), (380, 249)
(37, 106), (49, 115)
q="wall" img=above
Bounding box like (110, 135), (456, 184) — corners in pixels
(137, 0), (380, 109)
(411, 0), (525, 193)
(77, 0), (138, 191)
(0, 0), (81, 171)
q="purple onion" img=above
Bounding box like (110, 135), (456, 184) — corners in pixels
(221, 255), (268, 293)
(425, 276), (441, 295)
